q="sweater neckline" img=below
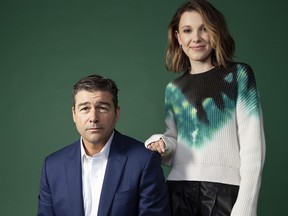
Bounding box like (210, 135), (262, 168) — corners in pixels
(186, 66), (220, 77)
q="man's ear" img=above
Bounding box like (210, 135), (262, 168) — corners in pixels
(116, 106), (120, 122)
(72, 106), (76, 123)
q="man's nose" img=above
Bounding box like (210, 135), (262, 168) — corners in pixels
(89, 108), (99, 123)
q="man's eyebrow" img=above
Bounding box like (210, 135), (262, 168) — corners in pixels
(77, 102), (90, 108)
(77, 101), (112, 107)
(96, 101), (112, 107)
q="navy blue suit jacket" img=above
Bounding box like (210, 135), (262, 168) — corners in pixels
(37, 130), (171, 216)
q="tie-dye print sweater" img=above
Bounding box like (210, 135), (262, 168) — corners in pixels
(145, 62), (265, 216)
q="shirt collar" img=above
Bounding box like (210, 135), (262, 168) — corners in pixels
(80, 131), (114, 159)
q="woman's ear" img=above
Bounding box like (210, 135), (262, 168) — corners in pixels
(175, 30), (182, 46)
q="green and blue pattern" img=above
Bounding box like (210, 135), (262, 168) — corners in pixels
(165, 63), (259, 148)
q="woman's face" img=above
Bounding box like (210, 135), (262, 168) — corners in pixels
(176, 11), (213, 68)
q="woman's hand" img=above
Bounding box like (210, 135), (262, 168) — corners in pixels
(147, 138), (166, 155)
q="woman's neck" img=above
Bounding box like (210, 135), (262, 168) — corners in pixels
(189, 60), (214, 74)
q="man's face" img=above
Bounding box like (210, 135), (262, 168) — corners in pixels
(72, 90), (120, 148)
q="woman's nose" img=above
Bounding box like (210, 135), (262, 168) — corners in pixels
(192, 31), (201, 43)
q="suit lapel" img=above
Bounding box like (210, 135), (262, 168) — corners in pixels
(64, 141), (84, 216)
(97, 131), (127, 216)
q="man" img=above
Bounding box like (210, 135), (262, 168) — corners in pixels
(37, 74), (171, 216)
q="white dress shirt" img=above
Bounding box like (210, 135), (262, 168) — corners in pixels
(80, 133), (113, 216)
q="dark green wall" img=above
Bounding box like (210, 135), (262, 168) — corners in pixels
(1, 0), (287, 215)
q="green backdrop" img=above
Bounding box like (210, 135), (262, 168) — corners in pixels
(1, 0), (287, 215)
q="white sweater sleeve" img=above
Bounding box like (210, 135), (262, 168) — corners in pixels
(144, 120), (177, 166)
(144, 83), (178, 166)
(231, 65), (266, 216)
(231, 110), (265, 216)
(144, 133), (176, 166)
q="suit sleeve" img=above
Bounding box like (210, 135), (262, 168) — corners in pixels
(138, 151), (171, 216)
(37, 158), (55, 216)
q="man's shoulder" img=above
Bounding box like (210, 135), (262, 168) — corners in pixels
(115, 131), (151, 153)
(115, 131), (159, 163)
(45, 140), (80, 162)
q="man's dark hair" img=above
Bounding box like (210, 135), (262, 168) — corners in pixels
(72, 74), (118, 109)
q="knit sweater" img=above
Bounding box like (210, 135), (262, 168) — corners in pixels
(145, 62), (265, 216)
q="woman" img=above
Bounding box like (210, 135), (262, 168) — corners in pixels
(145, 0), (265, 215)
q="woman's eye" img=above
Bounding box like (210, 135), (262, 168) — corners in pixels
(183, 29), (192, 33)
(201, 27), (207, 32)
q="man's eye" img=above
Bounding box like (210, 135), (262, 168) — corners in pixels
(80, 107), (89, 111)
(97, 106), (109, 113)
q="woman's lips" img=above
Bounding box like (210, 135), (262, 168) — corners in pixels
(190, 45), (205, 51)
